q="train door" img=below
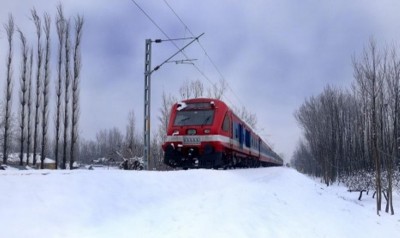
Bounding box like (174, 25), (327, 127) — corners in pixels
(222, 112), (232, 149)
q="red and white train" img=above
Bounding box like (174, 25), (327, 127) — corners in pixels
(162, 98), (283, 169)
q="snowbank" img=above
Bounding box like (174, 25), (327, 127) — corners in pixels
(0, 168), (399, 237)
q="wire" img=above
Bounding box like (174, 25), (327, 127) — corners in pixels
(130, 1), (228, 99)
(131, 0), (240, 109)
(152, 33), (204, 73)
(130, 0), (170, 40)
(162, 0), (246, 107)
(161, 1), (269, 139)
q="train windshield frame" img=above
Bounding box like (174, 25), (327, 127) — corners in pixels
(174, 110), (215, 126)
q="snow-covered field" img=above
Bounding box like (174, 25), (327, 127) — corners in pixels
(1, 167), (399, 238)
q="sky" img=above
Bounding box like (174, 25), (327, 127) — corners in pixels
(2, 0), (400, 162)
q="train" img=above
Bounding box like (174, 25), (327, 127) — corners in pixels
(162, 98), (283, 169)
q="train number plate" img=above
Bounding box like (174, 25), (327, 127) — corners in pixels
(183, 136), (201, 145)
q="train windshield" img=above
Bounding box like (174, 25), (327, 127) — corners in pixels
(174, 110), (214, 126)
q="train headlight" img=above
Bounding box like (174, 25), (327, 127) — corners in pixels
(204, 129), (210, 134)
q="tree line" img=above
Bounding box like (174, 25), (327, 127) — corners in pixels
(292, 39), (400, 215)
(0, 5), (83, 169)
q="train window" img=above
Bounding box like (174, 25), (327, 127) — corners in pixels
(239, 124), (244, 144)
(174, 110), (214, 126)
(222, 113), (231, 132)
(245, 130), (251, 147)
(234, 123), (238, 139)
(184, 102), (212, 110)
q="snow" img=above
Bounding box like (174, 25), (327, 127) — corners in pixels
(177, 101), (187, 111)
(0, 167), (399, 237)
(7, 153), (55, 164)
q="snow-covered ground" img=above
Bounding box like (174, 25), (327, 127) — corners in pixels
(0, 167), (399, 238)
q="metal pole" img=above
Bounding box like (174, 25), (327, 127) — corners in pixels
(142, 34), (203, 170)
(143, 39), (152, 170)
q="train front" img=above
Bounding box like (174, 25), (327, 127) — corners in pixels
(162, 98), (226, 169)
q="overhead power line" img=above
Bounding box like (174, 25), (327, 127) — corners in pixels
(130, 0), (244, 109)
(152, 33), (204, 73)
(162, 0), (246, 108)
(130, 0), (170, 39)
(130, 0), (214, 84)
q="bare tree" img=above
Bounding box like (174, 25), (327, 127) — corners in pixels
(179, 80), (192, 99)
(95, 127), (123, 159)
(158, 91), (177, 141)
(26, 49), (33, 165)
(207, 78), (227, 99)
(191, 79), (204, 98)
(62, 19), (71, 169)
(18, 29), (28, 166)
(294, 86), (356, 185)
(54, 4), (65, 169)
(125, 110), (136, 151)
(383, 45), (400, 215)
(2, 14), (15, 165)
(179, 79), (204, 99)
(40, 13), (51, 169)
(31, 8), (43, 167)
(124, 110), (141, 157)
(70, 15), (84, 169)
(291, 139), (317, 175)
(156, 92), (177, 169)
(353, 39), (384, 215)
(79, 138), (98, 164)
(1, 15), (15, 163)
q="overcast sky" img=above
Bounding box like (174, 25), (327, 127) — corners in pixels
(2, 0), (400, 162)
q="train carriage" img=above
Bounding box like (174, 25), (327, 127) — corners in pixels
(162, 98), (283, 169)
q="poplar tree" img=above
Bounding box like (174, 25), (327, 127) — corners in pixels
(70, 15), (84, 169)
(2, 14), (14, 165)
(62, 19), (71, 169)
(55, 4), (65, 169)
(32, 8), (43, 166)
(26, 49), (33, 165)
(40, 13), (51, 169)
(18, 29), (28, 166)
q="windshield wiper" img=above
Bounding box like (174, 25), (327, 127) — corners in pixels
(179, 117), (190, 124)
(202, 116), (211, 126)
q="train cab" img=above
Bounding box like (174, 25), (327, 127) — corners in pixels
(163, 98), (230, 168)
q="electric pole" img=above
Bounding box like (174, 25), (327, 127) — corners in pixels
(142, 33), (204, 170)
(143, 39), (152, 170)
